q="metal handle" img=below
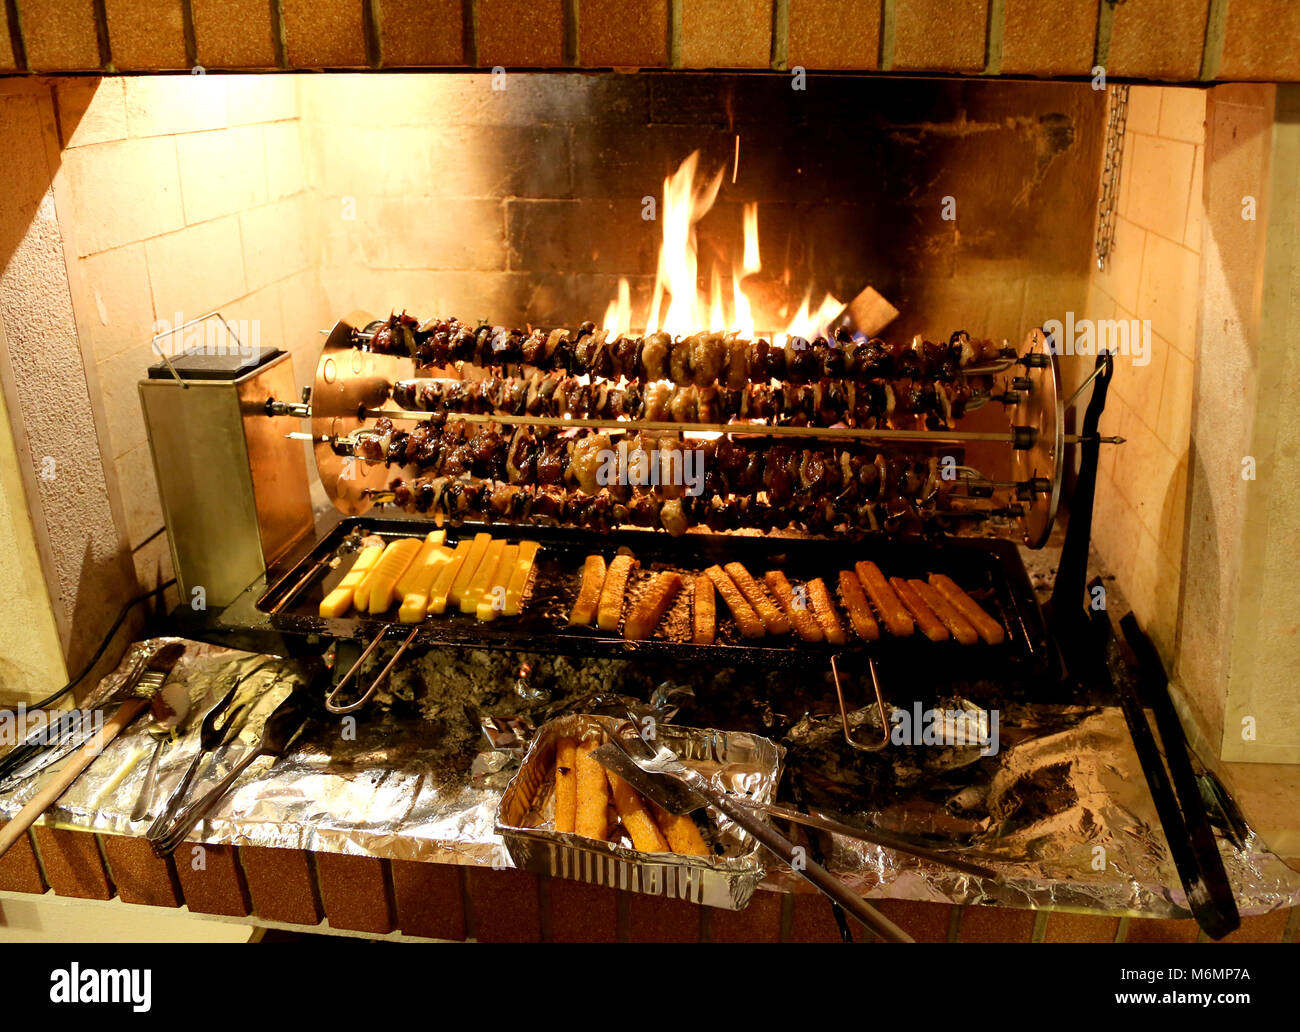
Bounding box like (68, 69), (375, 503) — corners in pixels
(681, 771), (913, 943)
(130, 739), (166, 822)
(144, 748), (206, 840)
(325, 627), (419, 714)
(149, 746), (264, 857)
(738, 800), (997, 880)
(831, 654), (890, 751)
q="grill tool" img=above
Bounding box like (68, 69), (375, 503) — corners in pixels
(588, 731), (914, 942)
(0, 643), (186, 860)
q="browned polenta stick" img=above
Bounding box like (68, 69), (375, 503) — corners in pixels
(764, 570), (824, 643)
(705, 565), (765, 638)
(606, 771), (670, 852)
(692, 573), (716, 645)
(575, 737), (610, 840)
(855, 561), (914, 637)
(806, 577), (847, 645)
(890, 576), (949, 642)
(568, 555), (606, 626)
(724, 562), (790, 634)
(908, 578), (978, 646)
(554, 737), (578, 833)
(650, 801), (710, 857)
(625, 571), (683, 641)
(928, 573), (1005, 645)
(597, 554), (638, 632)
(837, 570), (880, 641)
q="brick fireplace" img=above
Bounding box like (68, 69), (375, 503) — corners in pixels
(1, 0), (1299, 942)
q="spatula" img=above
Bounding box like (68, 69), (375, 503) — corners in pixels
(589, 735), (914, 943)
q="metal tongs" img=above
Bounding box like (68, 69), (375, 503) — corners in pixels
(143, 658), (270, 838)
(149, 688), (314, 857)
(589, 731), (915, 943)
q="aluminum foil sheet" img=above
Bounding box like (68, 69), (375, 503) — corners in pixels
(0, 639), (509, 864)
(2, 637), (1299, 918)
(764, 699), (1300, 917)
(496, 714), (782, 909)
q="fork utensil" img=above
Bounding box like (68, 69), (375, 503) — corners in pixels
(149, 689), (314, 857)
(144, 658), (271, 840)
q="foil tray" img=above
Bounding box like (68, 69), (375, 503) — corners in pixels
(496, 714), (784, 909)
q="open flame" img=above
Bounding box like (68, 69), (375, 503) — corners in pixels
(623, 151), (841, 344)
(602, 277), (631, 340)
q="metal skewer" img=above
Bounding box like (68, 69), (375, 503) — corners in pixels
(354, 406), (1121, 447)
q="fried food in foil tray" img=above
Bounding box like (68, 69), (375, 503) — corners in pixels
(496, 714), (783, 910)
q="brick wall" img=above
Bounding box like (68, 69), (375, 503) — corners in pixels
(2, 827), (1295, 941)
(1083, 85), (1204, 669)
(4, 1), (1300, 82)
(51, 75), (330, 600)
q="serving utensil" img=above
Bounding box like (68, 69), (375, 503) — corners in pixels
(144, 657), (271, 841)
(149, 688), (314, 857)
(0, 643), (186, 861)
(0, 650), (153, 791)
(130, 679), (192, 822)
(589, 733), (914, 943)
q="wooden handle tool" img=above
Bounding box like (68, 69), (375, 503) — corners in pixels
(0, 699), (147, 859)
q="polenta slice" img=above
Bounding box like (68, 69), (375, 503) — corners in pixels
(397, 544), (455, 623)
(365, 538), (422, 613)
(475, 543), (518, 621)
(503, 541), (540, 617)
(318, 544), (383, 618)
(427, 541), (472, 616)
(462, 539), (507, 615)
(448, 533), (492, 608)
(395, 530), (447, 599)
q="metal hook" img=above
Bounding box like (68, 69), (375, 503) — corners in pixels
(830, 654), (890, 752)
(324, 626), (420, 714)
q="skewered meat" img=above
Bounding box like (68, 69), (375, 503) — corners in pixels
(362, 312), (1009, 386)
(392, 371), (973, 429)
(345, 415), (964, 537)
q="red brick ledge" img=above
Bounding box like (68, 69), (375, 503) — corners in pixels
(2, 823), (1295, 941)
(2, 1), (1298, 82)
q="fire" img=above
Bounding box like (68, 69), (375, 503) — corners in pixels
(602, 277), (631, 340)
(776, 291), (846, 349)
(618, 151), (841, 344)
(741, 202), (761, 275)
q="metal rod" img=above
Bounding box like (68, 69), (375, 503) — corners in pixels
(325, 626), (420, 714)
(1066, 358), (1110, 409)
(361, 406), (1018, 443)
(356, 405), (1121, 447)
(831, 654), (890, 752)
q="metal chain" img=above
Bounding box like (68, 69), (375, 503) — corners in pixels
(1095, 83), (1130, 270)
